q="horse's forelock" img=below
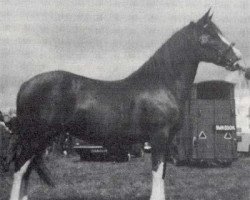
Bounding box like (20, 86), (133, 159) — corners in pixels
(193, 17), (223, 37)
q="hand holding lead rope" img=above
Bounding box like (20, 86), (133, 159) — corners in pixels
(231, 63), (250, 80)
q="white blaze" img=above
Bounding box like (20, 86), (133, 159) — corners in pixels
(150, 162), (165, 200)
(218, 33), (242, 60)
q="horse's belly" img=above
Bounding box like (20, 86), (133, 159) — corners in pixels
(70, 108), (133, 141)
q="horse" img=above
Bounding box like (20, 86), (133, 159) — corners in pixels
(7, 9), (244, 200)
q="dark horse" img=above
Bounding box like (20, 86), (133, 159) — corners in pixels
(8, 10), (243, 200)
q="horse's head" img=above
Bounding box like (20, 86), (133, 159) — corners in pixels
(192, 9), (242, 71)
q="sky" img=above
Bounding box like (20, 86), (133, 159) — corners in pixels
(1, 0), (250, 114)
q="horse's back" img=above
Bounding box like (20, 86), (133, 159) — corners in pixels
(16, 71), (133, 134)
(17, 71), (84, 124)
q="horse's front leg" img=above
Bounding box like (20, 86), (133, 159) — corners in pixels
(150, 127), (169, 200)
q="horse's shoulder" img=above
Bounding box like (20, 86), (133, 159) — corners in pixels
(134, 89), (179, 125)
(136, 90), (178, 109)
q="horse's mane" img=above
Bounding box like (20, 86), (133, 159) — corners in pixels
(208, 21), (222, 35)
(126, 23), (194, 84)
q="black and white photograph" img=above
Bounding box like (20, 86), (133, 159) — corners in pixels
(1, 1), (250, 200)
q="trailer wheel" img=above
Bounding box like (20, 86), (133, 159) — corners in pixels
(80, 153), (90, 160)
(221, 161), (232, 167)
(111, 152), (130, 162)
(79, 150), (91, 160)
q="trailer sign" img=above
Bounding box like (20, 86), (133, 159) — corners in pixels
(199, 131), (207, 139)
(215, 125), (236, 131)
(224, 132), (232, 140)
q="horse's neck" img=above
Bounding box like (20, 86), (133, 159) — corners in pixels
(127, 30), (199, 103)
(173, 61), (198, 105)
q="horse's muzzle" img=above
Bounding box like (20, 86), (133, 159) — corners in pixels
(228, 63), (250, 80)
(244, 68), (250, 80)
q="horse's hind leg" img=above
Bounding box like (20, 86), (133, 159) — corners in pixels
(34, 155), (55, 187)
(10, 147), (55, 200)
(17, 155), (54, 200)
(9, 157), (33, 200)
(9, 132), (46, 199)
(150, 127), (169, 200)
(19, 162), (33, 200)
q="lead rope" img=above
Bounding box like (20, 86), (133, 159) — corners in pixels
(236, 57), (250, 120)
(242, 57), (249, 87)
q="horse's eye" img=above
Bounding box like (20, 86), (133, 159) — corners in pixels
(199, 34), (210, 45)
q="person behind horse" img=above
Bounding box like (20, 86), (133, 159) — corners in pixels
(0, 111), (12, 169)
(4, 117), (20, 170)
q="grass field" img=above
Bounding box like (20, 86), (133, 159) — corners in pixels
(1, 154), (250, 200)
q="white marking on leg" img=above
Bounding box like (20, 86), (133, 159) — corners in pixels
(9, 159), (32, 200)
(21, 195), (28, 200)
(45, 149), (49, 157)
(9, 173), (22, 200)
(219, 33), (242, 59)
(128, 153), (131, 161)
(150, 162), (165, 200)
(20, 178), (29, 200)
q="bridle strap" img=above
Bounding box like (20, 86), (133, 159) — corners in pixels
(217, 42), (235, 63)
(202, 40), (236, 66)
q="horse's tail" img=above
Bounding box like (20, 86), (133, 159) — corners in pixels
(2, 117), (20, 172)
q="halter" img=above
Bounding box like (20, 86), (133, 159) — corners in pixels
(200, 35), (237, 69)
(217, 42), (236, 66)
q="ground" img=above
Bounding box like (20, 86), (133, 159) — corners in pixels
(1, 154), (250, 200)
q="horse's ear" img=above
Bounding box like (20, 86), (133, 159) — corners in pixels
(197, 8), (213, 27)
(209, 13), (213, 21)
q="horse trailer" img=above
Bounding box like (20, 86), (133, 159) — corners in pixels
(170, 81), (238, 165)
(237, 133), (250, 156)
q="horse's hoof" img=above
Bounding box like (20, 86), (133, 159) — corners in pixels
(22, 195), (28, 200)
